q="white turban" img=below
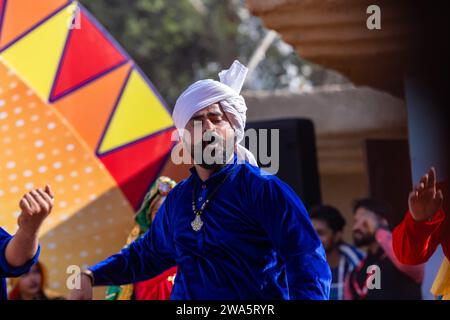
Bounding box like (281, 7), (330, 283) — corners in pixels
(172, 60), (257, 166)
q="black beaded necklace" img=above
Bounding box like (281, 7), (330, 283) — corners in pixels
(191, 164), (237, 231)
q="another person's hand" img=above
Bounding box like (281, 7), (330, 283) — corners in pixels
(409, 167), (443, 222)
(69, 273), (93, 300)
(17, 185), (54, 234)
(5, 185), (54, 268)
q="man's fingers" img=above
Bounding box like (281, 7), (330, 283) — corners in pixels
(45, 184), (54, 199)
(424, 187), (436, 200)
(37, 189), (54, 212)
(18, 185), (54, 219)
(414, 182), (425, 195)
(420, 174), (428, 190)
(428, 167), (436, 188)
(19, 197), (32, 213)
(37, 189), (54, 214)
(30, 190), (49, 213)
(434, 189), (444, 208)
(25, 193), (39, 213)
(408, 190), (418, 202)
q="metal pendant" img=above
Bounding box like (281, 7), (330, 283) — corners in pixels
(191, 214), (203, 232)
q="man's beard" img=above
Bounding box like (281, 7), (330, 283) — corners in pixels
(194, 144), (227, 170)
(190, 133), (233, 170)
(353, 231), (375, 247)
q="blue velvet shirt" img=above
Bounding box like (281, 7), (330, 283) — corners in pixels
(0, 227), (40, 300)
(90, 156), (331, 299)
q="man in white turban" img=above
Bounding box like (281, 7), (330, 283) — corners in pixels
(71, 61), (331, 300)
(172, 60), (257, 170)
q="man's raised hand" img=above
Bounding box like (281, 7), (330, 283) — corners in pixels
(18, 184), (54, 233)
(5, 185), (54, 268)
(409, 167), (444, 222)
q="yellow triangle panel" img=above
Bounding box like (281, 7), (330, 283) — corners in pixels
(0, 2), (76, 101)
(98, 69), (173, 154)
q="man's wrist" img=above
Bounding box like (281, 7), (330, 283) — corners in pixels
(17, 215), (43, 236)
(15, 225), (40, 241)
(409, 209), (435, 222)
(81, 269), (94, 286)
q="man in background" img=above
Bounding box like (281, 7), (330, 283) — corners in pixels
(346, 199), (424, 300)
(311, 205), (364, 300)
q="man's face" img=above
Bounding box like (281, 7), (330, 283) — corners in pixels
(352, 207), (378, 247)
(312, 219), (341, 253)
(183, 103), (235, 169)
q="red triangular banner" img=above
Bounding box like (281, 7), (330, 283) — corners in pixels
(99, 129), (175, 209)
(50, 9), (126, 100)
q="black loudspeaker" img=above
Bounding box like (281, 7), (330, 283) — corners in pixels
(244, 118), (321, 209)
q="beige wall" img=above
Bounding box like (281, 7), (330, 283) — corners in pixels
(320, 172), (368, 243)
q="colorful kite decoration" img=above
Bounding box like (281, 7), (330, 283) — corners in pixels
(0, 0), (180, 297)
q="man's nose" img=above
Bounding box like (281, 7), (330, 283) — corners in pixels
(203, 119), (215, 132)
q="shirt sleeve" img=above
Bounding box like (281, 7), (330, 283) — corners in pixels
(89, 198), (177, 286)
(392, 209), (446, 265)
(0, 228), (40, 277)
(255, 178), (331, 300)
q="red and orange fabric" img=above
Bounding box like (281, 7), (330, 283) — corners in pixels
(0, 0), (178, 298)
(393, 209), (450, 299)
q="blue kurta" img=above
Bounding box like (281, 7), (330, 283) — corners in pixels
(90, 156), (331, 299)
(0, 227), (40, 300)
